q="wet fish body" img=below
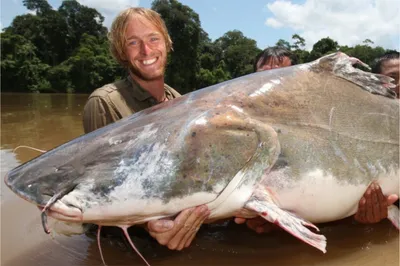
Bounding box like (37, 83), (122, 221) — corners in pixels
(4, 53), (399, 257)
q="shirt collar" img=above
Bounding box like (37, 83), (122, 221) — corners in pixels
(127, 76), (168, 102)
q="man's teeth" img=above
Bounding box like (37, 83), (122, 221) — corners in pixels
(143, 58), (157, 65)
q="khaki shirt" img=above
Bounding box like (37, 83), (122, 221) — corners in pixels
(83, 77), (181, 133)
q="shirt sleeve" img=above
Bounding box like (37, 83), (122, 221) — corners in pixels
(82, 96), (119, 134)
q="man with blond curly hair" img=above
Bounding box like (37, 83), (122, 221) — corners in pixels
(83, 7), (210, 251)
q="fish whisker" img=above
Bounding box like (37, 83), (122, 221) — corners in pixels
(97, 225), (107, 266)
(120, 225), (151, 266)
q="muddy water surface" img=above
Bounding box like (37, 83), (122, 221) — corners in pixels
(1, 93), (398, 266)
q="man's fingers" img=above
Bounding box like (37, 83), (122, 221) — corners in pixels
(234, 217), (246, 224)
(366, 186), (375, 223)
(371, 183), (381, 222)
(148, 206), (209, 250)
(355, 196), (366, 223)
(246, 217), (267, 232)
(356, 182), (391, 224)
(150, 208), (195, 246)
(167, 206), (207, 250)
(177, 207), (209, 250)
(147, 218), (174, 233)
(182, 208), (210, 250)
(256, 223), (277, 234)
(374, 183), (388, 220)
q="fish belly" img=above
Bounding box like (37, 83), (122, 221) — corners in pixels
(271, 169), (399, 223)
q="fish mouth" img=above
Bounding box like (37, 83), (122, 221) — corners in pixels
(39, 199), (83, 222)
(5, 171), (84, 234)
(4, 168), (83, 219)
(39, 199), (84, 234)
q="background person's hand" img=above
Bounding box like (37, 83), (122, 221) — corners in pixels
(147, 205), (210, 250)
(354, 182), (398, 224)
(234, 216), (279, 234)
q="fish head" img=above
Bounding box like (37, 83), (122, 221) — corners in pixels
(3, 125), (138, 224)
(4, 144), (83, 209)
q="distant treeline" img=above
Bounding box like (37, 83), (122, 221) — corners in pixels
(1, 0), (398, 94)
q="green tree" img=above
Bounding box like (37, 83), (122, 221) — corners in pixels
(152, 0), (202, 93)
(291, 34), (309, 64)
(23, 0), (52, 14)
(363, 39), (374, 45)
(309, 37), (339, 60)
(292, 34), (306, 50)
(197, 60), (231, 88)
(58, 0), (107, 53)
(1, 32), (50, 92)
(275, 38), (291, 50)
(5, 12), (69, 65)
(214, 30), (261, 78)
(47, 63), (74, 92)
(7, 0), (107, 66)
(339, 43), (386, 68)
(195, 29), (231, 88)
(63, 34), (123, 93)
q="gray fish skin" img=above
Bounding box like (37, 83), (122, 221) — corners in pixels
(4, 53), (399, 230)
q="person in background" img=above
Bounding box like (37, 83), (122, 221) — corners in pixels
(253, 46), (294, 72)
(372, 51), (399, 98)
(82, 7), (210, 251)
(371, 51), (400, 208)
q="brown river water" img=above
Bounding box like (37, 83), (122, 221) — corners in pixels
(0, 93), (398, 266)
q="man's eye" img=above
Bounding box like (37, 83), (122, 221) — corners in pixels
(150, 37), (160, 42)
(129, 40), (138, 46)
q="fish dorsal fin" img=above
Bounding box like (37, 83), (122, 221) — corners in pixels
(311, 52), (397, 99)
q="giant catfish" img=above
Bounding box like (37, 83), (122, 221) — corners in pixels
(4, 53), (400, 265)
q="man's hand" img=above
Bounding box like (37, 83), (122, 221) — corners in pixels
(354, 182), (398, 224)
(146, 205), (210, 250)
(234, 217), (278, 234)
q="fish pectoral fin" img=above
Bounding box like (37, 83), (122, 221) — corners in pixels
(387, 205), (400, 230)
(245, 198), (327, 253)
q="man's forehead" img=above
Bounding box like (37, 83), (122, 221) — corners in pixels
(126, 16), (162, 36)
(381, 59), (400, 70)
(259, 56), (291, 65)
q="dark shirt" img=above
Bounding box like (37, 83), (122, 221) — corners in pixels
(83, 76), (181, 133)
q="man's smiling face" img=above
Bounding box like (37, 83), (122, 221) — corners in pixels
(124, 16), (167, 82)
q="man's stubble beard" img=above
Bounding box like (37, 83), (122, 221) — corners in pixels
(128, 59), (167, 82)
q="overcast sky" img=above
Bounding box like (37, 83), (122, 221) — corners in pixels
(2, 0), (399, 50)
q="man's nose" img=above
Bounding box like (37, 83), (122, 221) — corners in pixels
(140, 42), (152, 55)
